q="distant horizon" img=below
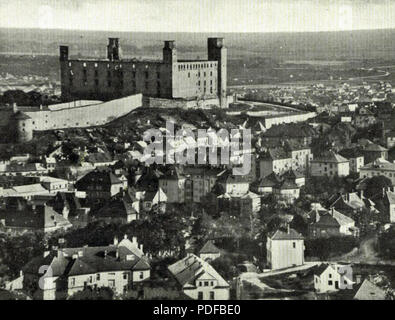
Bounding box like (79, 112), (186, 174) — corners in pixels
(2, 0), (395, 33)
(3, 26), (395, 35)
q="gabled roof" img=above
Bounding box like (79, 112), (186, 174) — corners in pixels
(268, 228), (304, 240)
(168, 254), (229, 288)
(23, 236), (150, 277)
(199, 240), (221, 254)
(313, 214), (341, 227)
(364, 144), (388, 152)
(312, 150), (348, 163)
(354, 279), (387, 300)
(258, 172), (282, 187)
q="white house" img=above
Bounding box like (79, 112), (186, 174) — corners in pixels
(22, 235), (150, 300)
(310, 151), (350, 177)
(314, 263), (354, 293)
(168, 254), (230, 300)
(266, 227), (305, 270)
(199, 240), (221, 262)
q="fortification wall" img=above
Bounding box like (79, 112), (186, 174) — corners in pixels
(24, 94), (142, 131)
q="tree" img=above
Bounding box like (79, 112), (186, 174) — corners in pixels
(364, 176), (392, 199)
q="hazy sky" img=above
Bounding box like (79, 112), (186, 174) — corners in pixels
(1, 0), (395, 33)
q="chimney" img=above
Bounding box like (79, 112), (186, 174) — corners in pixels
(115, 249), (119, 259)
(383, 187), (386, 197)
(113, 236), (119, 245)
(132, 236), (138, 244)
(287, 223), (290, 234)
(139, 244), (143, 253)
(104, 250), (108, 258)
(43, 250), (50, 258)
(331, 207), (334, 216)
(123, 234), (128, 240)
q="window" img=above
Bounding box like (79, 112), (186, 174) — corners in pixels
(94, 70), (98, 77)
(108, 280), (115, 288)
(329, 273), (332, 278)
(198, 292), (203, 300)
(139, 272), (144, 279)
(199, 281), (202, 286)
(145, 71), (149, 78)
(204, 281), (209, 286)
(328, 280), (333, 286)
(70, 278), (75, 286)
(292, 242), (296, 248)
(132, 71), (136, 78)
(210, 291), (215, 300)
(123, 273), (128, 280)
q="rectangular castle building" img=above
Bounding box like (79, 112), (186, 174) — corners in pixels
(60, 37), (228, 108)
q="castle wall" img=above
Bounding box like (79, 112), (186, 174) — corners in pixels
(61, 59), (172, 101)
(173, 61), (218, 99)
(24, 94), (142, 131)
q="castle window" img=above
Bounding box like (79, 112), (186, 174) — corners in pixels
(83, 62), (87, 67)
(145, 65), (148, 69)
(210, 71), (213, 76)
(107, 64), (110, 68)
(132, 64), (135, 68)
(119, 64), (122, 68)
(94, 70), (98, 77)
(188, 72), (190, 78)
(68, 62), (72, 67)
(94, 63), (98, 68)
(204, 72), (206, 77)
(132, 71), (136, 78)
(145, 71), (149, 78)
(198, 81), (200, 86)
(108, 80), (112, 87)
(95, 79), (99, 86)
(145, 81), (148, 89)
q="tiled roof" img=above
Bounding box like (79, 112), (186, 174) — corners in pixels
(23, 237), (149, 277)
(168, 254), (229, 288)
(269, 228), (304, 240)
(312, 151), (348, 163)
(199, 240), (221, 254)
(364, 144), (388, 152)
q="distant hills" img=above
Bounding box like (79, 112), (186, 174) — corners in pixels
(1, 27), (395, 61)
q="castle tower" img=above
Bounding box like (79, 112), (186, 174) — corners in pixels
(208, 38), (227, 108)
(107, 38), (122, 61)
(59, 46), (69, 61)
(163, 41), (177, 65)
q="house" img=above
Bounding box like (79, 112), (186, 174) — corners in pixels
(281, 169), (306, 187)
(314, 263), (354, 293)
(216, 190), (261, 216)
(353, 279), (387, 300)
(362, 143), (388, 164)
(95, 191), (140, 223)
(253, 172), (282, 194)
(38, 176), (69, 194)
(75, 168), (124, 202)
(22, 235), (150, 300)
(216, 170), (250, 195)
(354, 107), (376, 128)
(0, 199), (72, 234)
(183, 167), (222, 203)
(329, 192), (365, 216)
(266, 226), (305, 270)
(0, 162), (48, 176)
(308, 207), (358, 238)
(258, 148), (292, 177)
(273, 179), (300, 204)
(359, 158), (395, 184)
(167, 253), (230, 300)
(86, 152), (116, 168)
(199, 240), (221, 262)
(158, 169), (186, 203)
(310, 151), (349, 177)
(338, 148), (364, 173)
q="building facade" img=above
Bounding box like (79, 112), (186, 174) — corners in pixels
(60, 37), (228, 108)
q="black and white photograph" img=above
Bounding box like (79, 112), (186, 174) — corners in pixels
(0, 0), (394, 306)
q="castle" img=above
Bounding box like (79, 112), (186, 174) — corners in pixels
(60, 37), (229, 108)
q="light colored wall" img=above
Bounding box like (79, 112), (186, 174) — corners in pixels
(24, 94), (142, 131)
(267, 238), (304, 270)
